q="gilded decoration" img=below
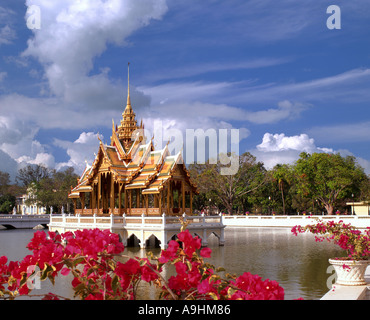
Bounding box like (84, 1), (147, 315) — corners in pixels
(68, 65), (197, 217)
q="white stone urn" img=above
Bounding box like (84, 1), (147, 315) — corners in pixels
(329, 258), (369, 286)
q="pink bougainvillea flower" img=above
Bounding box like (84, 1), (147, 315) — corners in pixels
(61, 268), (70, 276)
(158, 240), (179, 264)
(200, 247), (212, 258)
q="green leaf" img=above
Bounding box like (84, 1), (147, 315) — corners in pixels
(107, 259), (116, 271)
(63, 259), (74, 268)
(185, 260), (193, 271)
(111, 275), (119, 294)
(41, 264), (54, 281)
(19, 273), (28, 288)
(139, 259), (147, 267)
(48, 274), (55, 286)
(72, 257), (86, 266)
(73, 282), (87, 296)
(208, 292), (219, 300)
(227, 287), (236, 297)
(208, 274), (220, 283)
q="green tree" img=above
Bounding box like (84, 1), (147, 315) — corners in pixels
(0, 194), (15, 213)
(190, 152), (267, 214)
(37, 167), (79, 213)
(16, 164), (50, 187)
(358, 175), (370, 201)
(271, 164), (294, 215)
(294, 152), (367, 215)
(0, 171), (10, 196)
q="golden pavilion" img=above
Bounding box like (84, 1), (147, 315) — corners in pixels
(68, 66), (198, 217)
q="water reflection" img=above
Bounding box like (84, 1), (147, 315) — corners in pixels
(0, 227), (343, 300)
(202, 228), (343, 300)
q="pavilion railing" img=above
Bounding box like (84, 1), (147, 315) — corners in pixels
(49, 213), (224, 230)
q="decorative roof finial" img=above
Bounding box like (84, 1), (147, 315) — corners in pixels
(127, 62), (131, 107)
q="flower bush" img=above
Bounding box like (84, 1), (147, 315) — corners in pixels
(292, 219), (370, 260)
(0, 227), (285, 300)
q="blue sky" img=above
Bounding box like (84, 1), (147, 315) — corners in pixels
(0, 0), (370, 181)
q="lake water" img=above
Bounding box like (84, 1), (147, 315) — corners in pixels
(0, 227), (343, 300)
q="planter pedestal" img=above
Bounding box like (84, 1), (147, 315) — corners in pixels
(329, 259), (369, 286)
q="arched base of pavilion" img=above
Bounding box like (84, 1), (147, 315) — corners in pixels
(49, 213), (225, 249)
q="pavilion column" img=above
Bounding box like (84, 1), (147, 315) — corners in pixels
(81, 193), (85, 215)
(118, 183), (123, 215)
(167, 184), (170, 215)
(182, 180), (185, 214)
(136, 189), (140, 209)
(91, 186), (95, 215)
(73, 199), (77, 215)
(145, 194), (148, 216)
(159, 191), (162, 215)
(95, 184), (99, 213)
(124, 189), (128, 214)
(110, 174), (115, 214)
(129, 190), (132, 215)
(104, 174), (109, 213)
(98, 173), (101, 214)
(154, 194), (158, 208)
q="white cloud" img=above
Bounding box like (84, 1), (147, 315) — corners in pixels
(231, 68), (370, 105)
(0, 150), (19, 183)
(143, 57), (291, 82)
(308, 121), (370, 144)
(54, 132), (102, 174)
(0, 116), (27, 145)
(0, 72), (7, 82)
(140, 79), (309, 125)
(17, 153), (55, 168)
(23, 0), (168, 103)
(0, 115), (56, 179)
(139, 82), (235, 106)
(0, 116), (54, 170)
(256, 133), (319, 153)
(0, 25), (16, 46)
(131, 98), (309, 166)
(0, 6), (16, 46)
(251, 132), (370, 174)
(0, 93), (128, 130)
(0, 118), (55, 169)
(252, 133), (334, 170)
(243, 100), (309, 124)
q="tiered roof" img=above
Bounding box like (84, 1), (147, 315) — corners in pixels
(69, 66), (197, 198)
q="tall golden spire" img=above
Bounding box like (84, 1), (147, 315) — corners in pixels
(126, 62), (131, 107)
(117, 62), (138, 151)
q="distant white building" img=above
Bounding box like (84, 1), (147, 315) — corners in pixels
(16, 183), (46, 215)
(346, 201), (370, 216)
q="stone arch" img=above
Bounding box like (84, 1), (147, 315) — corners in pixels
(145, 234), (161, 248)
(167, 231), (178, 241)
(206, 231), (221, 244)
(126, 233), (141, 247)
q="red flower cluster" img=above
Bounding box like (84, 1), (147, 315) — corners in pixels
(229, 272), (284, 300)
(292, 220), (370, 260)
(158, 229), (285, 300)
(0, 227), (286, 300)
